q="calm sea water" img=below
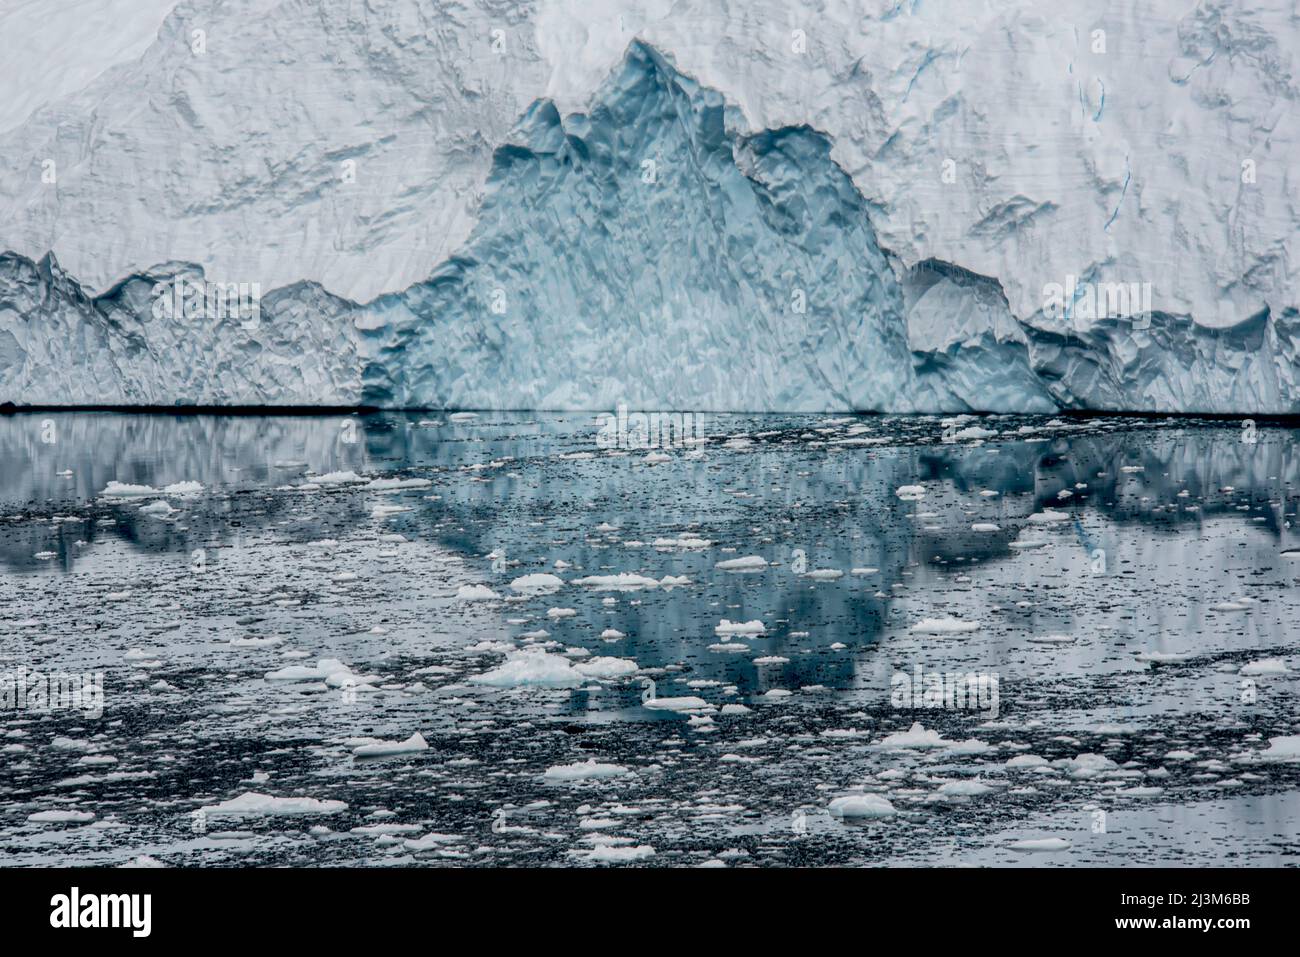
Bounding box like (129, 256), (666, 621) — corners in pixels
(1, 411), (1298, 866)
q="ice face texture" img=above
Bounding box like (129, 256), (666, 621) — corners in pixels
(0, 1), (1297, 412)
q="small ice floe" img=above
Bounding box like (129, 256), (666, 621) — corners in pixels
(574, 657), (638, 679)
(1056, 490), (1073, 500)
(720, 704), (751, 715)
(371, 504), (412, 518)
(1119, 465), (1144, 473)
(970, 523), (1000, 532)
(1239, 658), (1289, 676)
(231, 634), (283, 648)
(1028, 633), (1075, 644)
(352, 732), (428, 757)
(1008, 538), (1049, 550)
(1005, 754), (1050, 769)
(510, 573), (565, 594)
(404, 833), (464, 851)
(364, 477), (431, 491)
(1210, 598), (1257, 612)
(640, 678), (708, 712)
(1115, 786), (1164, 797)
(470, 648), (581, 688)
(163, 480), (203, 495)
(27, 809), (96, 823)
(449, 412), (478, 422)
(1134, 651), (1191, 663)
(542, 760), (633, 783)
(1008, 838), (1071, 853)
(876, 722), (952, 749)
(828, 794), (896, 819)
(101, 481), (159, 497)
(456, 584), (500, 601)
(895, 485), (926, 500)
(546, 607), (577, 619)
(753, 655), (789, 665)
(804, 569), (843, 581)
(979, 490), (999, 498)
(34, 551), (56, 560)
(651, 536), (711, 549)
(1027, 509), (1070, 524)
(708, 643), (749, 653)
(139, 500), (176, 516)
(935, 780), (995, 799)
(572, 574), (660, 591)
(716, 555), (768, 572)
(600, 629), (625, 640)
(947, 426), (997, 442)
(714, 619), (765, 636)
(910, 617), (980, 635)
(1251, 735), (1300, 762)
(200, 792), (347, 816)
(582, 845), (655, 864)
(1063, 753), (1118, 779)
(851, 567), (878, 576)
(314, 471), (367, 485)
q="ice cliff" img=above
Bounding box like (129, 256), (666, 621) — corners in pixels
(0, 0), (1296, 412)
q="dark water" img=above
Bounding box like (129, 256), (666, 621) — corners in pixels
(1, 411), (1298, 866)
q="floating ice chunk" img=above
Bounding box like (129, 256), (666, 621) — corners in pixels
(542, 759), (633, 783)
(456, 584), (500, 601)
(715, 556), (768, 571)
(1252, 735), (1300, 762)
(575, 657), (638, 679)
(364, 477), (431, 490)
(708, 643), (749, 653)
(448, 412), (478, 422)
(572, 574), (659, 590)
(599, 629), (625, 640)
(1008, 838), (1071, 853)
(1239, 658), (1289, 676)
(1028, 634), (1075, 644)
(970, 523), (1000, 532)
(850, 567), (878, 576)
(101, 481), (159, 497)
(1211, 598), (1257, 612)
(546, 607), (577, 619)
(352, 732), (429, 757)
(469, 648), (581, 688)
(510, 573), (565, 594)
(1027, 509), (1070, 524)
(404, 833), (464, 851)
(753, 656), (789, 665)
(804, 569), (843, 580)
(163, 480), (203, 495)
(584, 845), (655, 863)
(877, 722), (951, 749)
(911, 617), (980, 635)
(201, 792), (347, 816)
(828, 794), (896, 819)
(1063, 753), (1118, 779)
(314, 471), (367, 485)
(27, 809), (96, 823)
(895, 485), (926, 499)
(714, 619), (765, 636)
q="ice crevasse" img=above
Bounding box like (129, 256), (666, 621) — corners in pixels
(0, 18), (1296, 412)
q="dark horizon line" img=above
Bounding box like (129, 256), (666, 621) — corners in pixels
(2, 402), (1298, 423)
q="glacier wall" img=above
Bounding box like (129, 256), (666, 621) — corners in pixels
(0, 0), (1297, 412)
